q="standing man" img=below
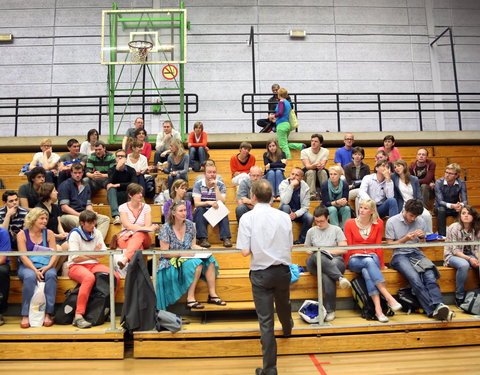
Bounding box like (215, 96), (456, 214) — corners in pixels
(409, 148), (436, 209)
(237, 179), (293, 375)
(58, 138), (88, 186)
(0, 191), (28, 249)
(301, 133), (329, 201)
(434, 163), (468, 236)
(278, 167), (313, 245)
(256, 83), (280, 133)
(235, 166), (264, 222)
(84, 141), (116, 194)
(334, 133), (355, 168)
(122, 117), (144, 150)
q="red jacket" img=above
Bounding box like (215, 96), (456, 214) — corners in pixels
(188, 131), (208, 148)
(230, 153), (256, 177)
(343, 218), (385, 267)
(409, 159), (436, 185)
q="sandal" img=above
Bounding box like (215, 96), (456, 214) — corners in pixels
(207, 295), (227, 306)
(186, 300), (204, 309)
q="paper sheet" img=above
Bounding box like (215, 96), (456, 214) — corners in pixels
(203, 200), (230, 227)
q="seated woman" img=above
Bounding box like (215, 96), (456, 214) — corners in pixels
(188, 121), (209, 172)
(230, 141), (256, 186)
(377, 134), (401, 162)
(161, 139), (189, 189)
(157, 200), (226, 310)
(320, 165), (351, 229)
(17, 207), (58, 328)
(126, 139), (149, 191)
(127, 127), (152, 161)
(343, 199), (402, 322)
(305, 205), (351, 322)
(80, 128), (99, 157)
(263, 138), (286, 200)
(27, 138), (60, 183)
(116, 183), (159, 269)
(67, 210), (120, 329)
(392, 159), (433, 233)
(445, 205), (480, 306)
(163, 179), (193, 222)
(343, 146), (370, 201)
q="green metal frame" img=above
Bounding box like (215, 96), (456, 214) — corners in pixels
(105, 2), (187, 144)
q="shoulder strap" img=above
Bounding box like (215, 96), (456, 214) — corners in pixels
(42, 229), (47, 246)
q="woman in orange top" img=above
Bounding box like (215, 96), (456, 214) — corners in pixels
(344, 199), (402, 322)
(230, 141), (256, 186)
(188, 121), (209, 172)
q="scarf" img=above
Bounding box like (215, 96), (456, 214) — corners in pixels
(327, 179), (344, 201)
(68, 226), (95, 242)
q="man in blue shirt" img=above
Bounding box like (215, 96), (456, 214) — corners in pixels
(0, 227), (12, 325)
(334, 133), (355, 168)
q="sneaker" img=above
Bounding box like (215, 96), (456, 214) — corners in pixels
(432, 303), (450, 321)
(446, 310), (455, 322)
(72, 317), (92, 329)
(324, 312), (336, 322)
(376, 313), (389, 323)
(197, 238), (211, 248)
(113, 215), (121, 225)
(338, 277), (351, 289)
(222, 238), (233, 248)
(0, 314), (4, 326)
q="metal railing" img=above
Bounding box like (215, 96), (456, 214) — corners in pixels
(242, 92), (480, 133)
(0, 93), (198, 138)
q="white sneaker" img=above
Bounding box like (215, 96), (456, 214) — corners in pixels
(338, 277), (351, 289)
(432, 303), (450, 321)
(324, 312), (336, 322)
(113, 215), (121, 225)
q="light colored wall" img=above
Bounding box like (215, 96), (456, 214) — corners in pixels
(0, 0), (479, 137)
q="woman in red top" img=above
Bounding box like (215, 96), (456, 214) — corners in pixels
(344, 199), (402, 322)
(188, 121), (209, 172)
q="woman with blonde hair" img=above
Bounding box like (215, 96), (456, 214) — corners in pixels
(344, 199), (402, 322)
(161, 138), (189, 189)
(263, 138), (286, 199)
(320, 165), (351, 228)
(17, 207), (58, 328)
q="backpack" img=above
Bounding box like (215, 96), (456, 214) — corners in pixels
(155, 310), (182, 333)
(351, 276), (394, 320)
(55, 286), (80, 325)
(288, 109), (299, 131)
(85, 272), (117, 326)
(459, 289), (480, 315)
(397, 287), (424, 314)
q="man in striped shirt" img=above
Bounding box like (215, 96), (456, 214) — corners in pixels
(0, 190), (28, 249)
(84, 141), (116, 193)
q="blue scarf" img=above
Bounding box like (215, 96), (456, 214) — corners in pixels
(68, 226), (95, 242)
(327, 179), (344, 201)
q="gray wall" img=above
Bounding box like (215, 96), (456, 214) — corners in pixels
(0, 0), (479, 137)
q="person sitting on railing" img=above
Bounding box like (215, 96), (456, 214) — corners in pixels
(0, 190), (28, 250)
(434, 163), (468, 236)
(343, 146), (370, 203)
(256, 83), (280, 133)
(157, 200), (225, 310)
(377, 135), (401, 163)
(116, 183), (159, 270)
(409, 148), (436, 210)
(187, 121), (209, 172)
(154, 120), (181, 165)
(17, 207), (59, 328)
(444, 205), (480, 306)
(305, 205), (351, 322)
(344, 199), (403, 323)
(263, 138), (286, 200)
(386, 199), (454, 321)
(27, 138), (60, 184)
(84, 141), (116, 194)
(334, 133), (355, 168)
(230, 141), (256, 187)
(158, 139), (189, 190)
(301, 133), (329, 201)
(163, 179), (193, 222)
(80, 129), (99, 157)
(0, 227), (12, 326)
(127, 127), (152, 161)
(122, 117), (144, 151)
(320, 165), (351, 229)
(67, 210), (120, 329)
(19, 166), (46, 209)
(57, 138), (87, 187)
(236, 166), (264, 222)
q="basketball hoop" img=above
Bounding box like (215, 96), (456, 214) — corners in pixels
(128, 40), (153, 63)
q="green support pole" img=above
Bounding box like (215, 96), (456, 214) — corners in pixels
(108, 3), (118, 144)
(179, 1), (185, 141)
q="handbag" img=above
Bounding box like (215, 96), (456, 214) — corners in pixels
(155, 309), (182, 333)
(459, 289), (480, 315)
(289, 109), (299, 131)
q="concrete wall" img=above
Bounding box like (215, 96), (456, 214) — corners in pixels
(0, 0), (479, 138)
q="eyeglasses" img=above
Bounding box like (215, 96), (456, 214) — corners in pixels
(344, 138), (354, 141)
(172, 200), (186, 208)
(445, 171), (457, 176)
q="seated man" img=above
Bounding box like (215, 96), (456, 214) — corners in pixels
(0, 190), (28, 250)
(0, 226), (11, 326)
(107, 150), (138, 225)
(301, 133), (329, 201)
(435, 163), (467, 236)
(192, 163), (232, 248)
(19, 166), (45, 209)
(58, 138), (87, 186)
(358, 159), (398, 219)
(334, 133), (355, 168)
(256, 83), (279, 133)
(230, 142), (256, 186)
(154, 120), (181, 165)
(386, 199), (453, 321)
(235, 166), (264, 222)
(278, 167), (313, 245)
(344, 146), (370, 202)
(27, 138), (60, 183)
(122, 117), (144, 151)
(84, 141), (116, 194)
(409, 148), (436, 210)
(58, 163), (110, 239)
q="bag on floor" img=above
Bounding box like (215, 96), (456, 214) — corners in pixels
(29, 281), (46, 327)
(397, 287), (424, 314)
(459, 289), (480, 315)
(298, 300), (326, 324)
(155, 309), (182, 333)
(289, 109), (299, 131)
(351, 276), (393, 321)
(84, 272), (117, 326)
(55, 285), (80, 325)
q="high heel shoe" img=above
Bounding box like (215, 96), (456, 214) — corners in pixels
(388, 301), (403, 312)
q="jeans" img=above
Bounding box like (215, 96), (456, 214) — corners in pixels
(84, 177), (108, 194)
(107, 188), (128, 217)
(264, 169), (284, 197)
(279, 204), (313, 243)
(193, 206), (231, 240)
(167, 173), (187, 189)
(0, 263), (10, 314)
(189, 147), (207, 171)
(420, 183), (433, 210)
(235, 204), (251, 222)
(348, 254), (384, 296)
(435, 206), (458, 236)
(18, 264), (57, 316)
(377, 198), (399, 218)
(447, 255), (478, 299)
(327, 205), (351, 229)
(153, 150), (168, 165)
(390, 253), (443, 316)
(306, 253), (345, 313)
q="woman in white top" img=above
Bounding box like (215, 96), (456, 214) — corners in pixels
(80, 129), (99, 157)
(126, 139), (149, 191)
(28, 138), (60, 183)
(116, 183), (159, 269)
(392, 160), (433, 233)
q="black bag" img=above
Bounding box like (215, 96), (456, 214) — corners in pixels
(397, 287), (424, 314)
(85, 272), (117, 326)
(351, 276), (394, 320)
(55, 286), (80, 325)
(459, 289), (480, 315)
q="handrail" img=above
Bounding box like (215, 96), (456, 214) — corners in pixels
(242, 92), (480, 132)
